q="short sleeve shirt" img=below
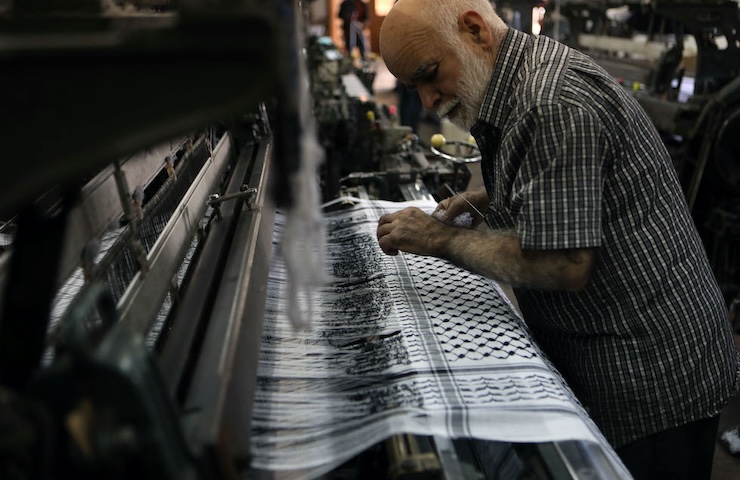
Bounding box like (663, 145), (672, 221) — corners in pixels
(470, 28), (739, 447)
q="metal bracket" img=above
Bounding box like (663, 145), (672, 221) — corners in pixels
(207, 184), (258, 219)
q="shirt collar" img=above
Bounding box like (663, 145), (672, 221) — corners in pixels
(476, 28), (532, 130)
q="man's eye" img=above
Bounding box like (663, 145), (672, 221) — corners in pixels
(424, 65), (439, 81)
(408, 63), (439, 90)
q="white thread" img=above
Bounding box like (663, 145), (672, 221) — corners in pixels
(279, 44), (329, 330)
(433, 208), (473, 228)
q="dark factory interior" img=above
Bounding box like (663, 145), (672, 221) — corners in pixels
(1, 1), (739, 479)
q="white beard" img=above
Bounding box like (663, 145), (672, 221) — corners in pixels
(437, 45), (491, 131)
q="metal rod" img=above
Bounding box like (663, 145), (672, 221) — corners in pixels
(443, 183), (486, 220)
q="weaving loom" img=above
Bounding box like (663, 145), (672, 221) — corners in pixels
(250, 199), (631, 479)
(0, 2), (643, 477)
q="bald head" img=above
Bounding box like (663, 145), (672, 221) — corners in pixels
(380, 0), (505, 76)
(380, 0), (508, 130)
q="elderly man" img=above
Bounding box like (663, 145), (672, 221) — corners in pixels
(375, 0), (739, 478)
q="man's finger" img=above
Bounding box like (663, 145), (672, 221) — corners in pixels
(377, 233), (399, 256)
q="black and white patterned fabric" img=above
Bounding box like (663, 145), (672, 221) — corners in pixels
(250, 199), (629, 479)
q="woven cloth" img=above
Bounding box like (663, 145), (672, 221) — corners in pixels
(250, 199), (628, 478)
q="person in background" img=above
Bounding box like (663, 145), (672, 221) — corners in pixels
(338, 0), (369, 60)
(375, 1), (740, 478)
(390, 0), (423, 134)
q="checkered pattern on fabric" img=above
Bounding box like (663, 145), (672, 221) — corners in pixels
(250, 200), (631, 477)
(470, 28), (739, 447)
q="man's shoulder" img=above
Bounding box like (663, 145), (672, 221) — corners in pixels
(509, 36), (570, 108)
(514, 36), (619, 113)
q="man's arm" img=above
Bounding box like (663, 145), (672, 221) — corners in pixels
(377, 207), (596, 292)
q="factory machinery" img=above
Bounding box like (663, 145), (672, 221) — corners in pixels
(0, 1), (736, 479)
(306, 34), (473, 205)
(0, 1), (292, 478)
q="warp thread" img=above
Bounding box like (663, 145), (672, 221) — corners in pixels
(279, 27), (329, 330)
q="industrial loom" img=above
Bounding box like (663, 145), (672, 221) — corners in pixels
(0, 1), (669, 479)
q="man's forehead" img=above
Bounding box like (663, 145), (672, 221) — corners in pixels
(380, 2), (436, 49)
(382, 25), (438, 78)
(387, 48), (436, 84)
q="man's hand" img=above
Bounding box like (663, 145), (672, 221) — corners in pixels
(377, 205), (596, 292)
(377, 207), (456, 257)
(433, 188), (489, 227)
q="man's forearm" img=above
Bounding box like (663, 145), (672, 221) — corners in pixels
(376, 206), (595, 291)
(440, 228), (596, 292)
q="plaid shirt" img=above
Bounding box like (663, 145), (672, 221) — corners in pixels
(470, 28), (739, 447)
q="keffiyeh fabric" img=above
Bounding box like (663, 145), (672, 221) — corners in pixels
(250, 199), (628, 479)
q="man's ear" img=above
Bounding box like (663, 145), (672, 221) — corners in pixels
(458, 10), (493, 47)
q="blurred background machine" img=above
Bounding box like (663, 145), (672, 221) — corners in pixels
(0, 0), (737, 479)
(307, 34), (477, 205)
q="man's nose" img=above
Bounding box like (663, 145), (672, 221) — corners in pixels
(417, 83), (441, 110)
